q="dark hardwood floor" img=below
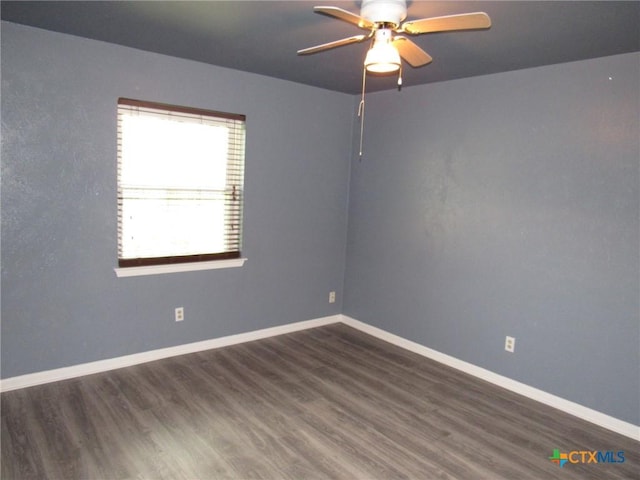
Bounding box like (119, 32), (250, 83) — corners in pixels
(2, 323), (638, 479)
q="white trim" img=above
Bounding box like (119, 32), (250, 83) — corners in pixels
(114, 257), (247, 277)
(339, 315), (640, 441)
(0, 315), (340, 393)
(3, 313), (637, 441)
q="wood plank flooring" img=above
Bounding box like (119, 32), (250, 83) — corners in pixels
(2, 323), (638, 479)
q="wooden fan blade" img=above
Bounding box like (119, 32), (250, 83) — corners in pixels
(297, 34), (367, 55)
(402, 12), (491, 35)
(392, 37), (432, 67)
(314, 6), (374, 30)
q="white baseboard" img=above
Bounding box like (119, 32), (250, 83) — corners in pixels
(0, 315), (341, 393)
(339, 315), (639, 441)
(2, 313), (637, 441)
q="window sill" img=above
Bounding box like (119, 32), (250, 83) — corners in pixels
(114, 258), (247, 278)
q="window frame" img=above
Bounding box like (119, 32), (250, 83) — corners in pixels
(116, 98), (246, 271)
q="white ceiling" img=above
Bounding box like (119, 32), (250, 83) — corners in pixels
(2, 1), (639, 94)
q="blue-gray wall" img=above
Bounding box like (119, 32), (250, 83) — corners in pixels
(1, 22), (353, 378)
(343, 52), (639, 425)
(2, 21), (638, 427)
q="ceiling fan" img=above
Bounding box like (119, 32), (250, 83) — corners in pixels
(298, 0), (491, 158)
(297, 0), (491, 74)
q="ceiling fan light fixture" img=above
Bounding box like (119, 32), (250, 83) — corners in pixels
(364, 29), (401, 73)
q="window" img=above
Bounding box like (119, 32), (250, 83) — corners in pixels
(117, 98), (245, 269)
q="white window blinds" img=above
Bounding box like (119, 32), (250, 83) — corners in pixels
(117, 98), (245, 267)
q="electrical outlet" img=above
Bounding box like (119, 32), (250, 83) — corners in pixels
(505, 336), (515, 353)
(175, 307), (184, 322)
(329, 291), (336, 304)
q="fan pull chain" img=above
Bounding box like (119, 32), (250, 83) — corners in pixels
(398, 65), (403, 91)
(358, 65), (367, 158)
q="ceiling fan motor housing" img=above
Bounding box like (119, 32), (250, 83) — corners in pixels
(361, 0), (407, 26)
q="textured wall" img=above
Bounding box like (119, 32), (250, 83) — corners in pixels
(1, 22), (353, 378)
(3, 20), (638, 428)
(344, 53), (639, 425)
